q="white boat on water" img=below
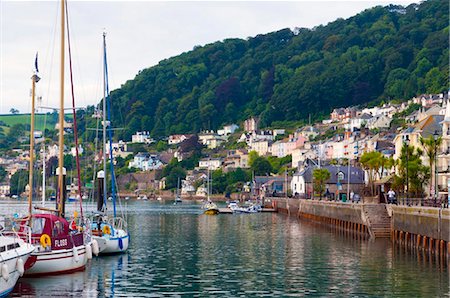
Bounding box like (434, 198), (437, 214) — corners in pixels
(89, 33), (129, 255)
(0, 226), (34, 297)
(228, 202), (261, 214)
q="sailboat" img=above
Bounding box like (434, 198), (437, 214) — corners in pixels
(203, 167), (219, 215)
(90, 32), (129, 255)
(174, 177), (182, 204)
(18, 0), (93, 276)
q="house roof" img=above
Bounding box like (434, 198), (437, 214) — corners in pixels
(415, 115), (443, 137)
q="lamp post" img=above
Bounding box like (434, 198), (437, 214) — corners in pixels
(404, 135), (410, 206)
(434, 130), (439, 206)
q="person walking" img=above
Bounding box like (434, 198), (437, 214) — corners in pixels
(387, 189), (396, 204)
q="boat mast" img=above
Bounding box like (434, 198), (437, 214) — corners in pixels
(28, 55), (40, 223)
(57, 0), (66, 218)
(42, 145), (46, 206)
(102, 32), (108, 213)
(104, 32), (118, 218)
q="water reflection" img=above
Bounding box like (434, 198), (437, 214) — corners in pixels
(1, 200), (448, 297)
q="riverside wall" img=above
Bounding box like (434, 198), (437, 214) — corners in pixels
(269, 198), (370, 236)
(268, 197), (449, 258)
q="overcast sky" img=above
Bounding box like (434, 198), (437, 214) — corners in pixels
(0, 0), (417, 115)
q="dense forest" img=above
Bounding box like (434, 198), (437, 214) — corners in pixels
(83, 0), (448, 140)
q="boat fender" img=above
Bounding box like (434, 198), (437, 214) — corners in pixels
(40, 234), (51, 249)
(102, 225), (111, 235)
(92, 239), (99, 256)
(1, 263), (9, 280)
(118, 238), (123, 250)
(73, 246), (80, 263)
(86, 243), (93, 260)
(16, 258), (25, 276)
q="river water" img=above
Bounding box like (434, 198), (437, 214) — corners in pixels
(1, 200), (448, 297)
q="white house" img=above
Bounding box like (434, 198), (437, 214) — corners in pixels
(168, 134), (191, 145)
(105, 140), (131, 159)
(291, 148), (317, 169)
(218, 124), (239, 136)
(250, 140), (271, 156)
(198, 158), (223, 170)
(198, 131), (227, 149)
(131, 131), (154, 144)
(128, 153), (164, 171)
(368, 115), (392, 130)
(70, 145), (84, 157)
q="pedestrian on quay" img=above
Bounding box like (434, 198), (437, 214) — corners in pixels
(387, 188), (396, 204)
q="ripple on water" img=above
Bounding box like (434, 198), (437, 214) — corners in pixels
(1, 200), (447, 297)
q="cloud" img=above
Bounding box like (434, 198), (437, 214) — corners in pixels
(0, 1), (416, 114)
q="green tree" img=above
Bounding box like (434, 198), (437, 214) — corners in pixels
(360, 151), (383, 196)
(313, 168), (331, 199)
(396, 144), (430, 196)
(156, 140), (168, 152)
(251, 157), (272, 176)
(10, 169), (28, 195)
(0, 166), (7, 182)
(419, 134), (442, 196)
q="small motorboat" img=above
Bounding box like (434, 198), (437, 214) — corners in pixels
(0, 225), (35, 297)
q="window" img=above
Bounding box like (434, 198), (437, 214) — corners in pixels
(0, 246), (5, 252)
(31, 218), (46, 234)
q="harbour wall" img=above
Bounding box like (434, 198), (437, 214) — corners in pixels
(269, 198), (370, 236)
(268, 198), (449, 256)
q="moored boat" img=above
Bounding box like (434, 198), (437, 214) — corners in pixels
(0, 226), (34, 297)
(89, 32), (129, 255)
(18, 0), (93, 276)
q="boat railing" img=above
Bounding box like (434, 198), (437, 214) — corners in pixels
(0, 217), (32, 244)
(107, 216), (127, 231)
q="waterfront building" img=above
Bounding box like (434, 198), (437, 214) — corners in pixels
(291, 165), (365, 199)
(438, 101), (450, 195)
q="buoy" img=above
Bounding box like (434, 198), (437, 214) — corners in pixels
(73, 246), (80, 263)
(1, 263), (9, 280)
(86, 243), (93, 260)
(102, 225), (111, 235)
(40, 234), (51, 249)
(92, 239), (99, 256)
(16, 258), (24, 276)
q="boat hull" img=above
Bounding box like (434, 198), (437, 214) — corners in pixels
(204, 209), (219, 215)
(93, 229), (129, 254)
(24, 244), (88, 276)
(0, 242), (34, 297)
